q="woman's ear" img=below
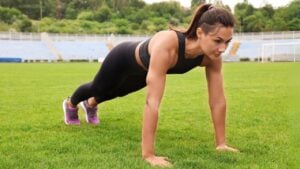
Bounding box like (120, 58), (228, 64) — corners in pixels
(196, 27), (204, 39)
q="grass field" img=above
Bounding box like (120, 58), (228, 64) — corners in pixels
(0, 62), (298, 169)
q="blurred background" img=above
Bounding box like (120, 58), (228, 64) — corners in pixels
(0, 0), (299, 62)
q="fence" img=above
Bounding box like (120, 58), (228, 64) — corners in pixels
(233, 31), (300, 41)
(2, 31), (299, 41)
(0, 31), (149, 44)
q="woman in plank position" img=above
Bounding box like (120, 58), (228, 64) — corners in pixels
(63, 3), (239, 167)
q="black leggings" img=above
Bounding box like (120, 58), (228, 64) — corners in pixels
(70, 41), (147, 105)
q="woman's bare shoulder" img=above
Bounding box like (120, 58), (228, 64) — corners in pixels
(150, 30), (178, 49)
(148, 30), (179, 68)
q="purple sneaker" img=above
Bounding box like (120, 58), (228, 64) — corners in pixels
(80, 100), (99, 124)
(62, 98), (80, 125)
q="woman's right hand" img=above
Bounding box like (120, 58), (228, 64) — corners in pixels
(144, 155), (172, 167)
(216, 144), (240, 152)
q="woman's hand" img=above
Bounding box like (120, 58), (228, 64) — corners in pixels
(144, 155), (172, 167)
(216, 144), (240, 152)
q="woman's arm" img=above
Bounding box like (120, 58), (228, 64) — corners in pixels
(142, 31), (176, 167)
(205, 58), (239, 152)
(142, 61), (167, 158)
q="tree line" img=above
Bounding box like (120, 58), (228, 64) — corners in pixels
(0, 0), (299, 34)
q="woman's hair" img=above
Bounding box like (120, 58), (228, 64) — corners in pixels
(183, 4), (235, 39)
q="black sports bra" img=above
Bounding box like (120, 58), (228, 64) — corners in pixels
(139, 31), (204, 74)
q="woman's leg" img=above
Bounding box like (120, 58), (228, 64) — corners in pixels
(63, 41), (143, 124)
(87, 97), (98, 107)
(70, 50), (128, 105)
(111, 73), (147, 97)
(85, 73), (146, 108)
(69, 41), (142, 106)
(67, 82), (93, 108)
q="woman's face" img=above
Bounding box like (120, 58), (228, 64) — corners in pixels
(198, 26), (233, 60)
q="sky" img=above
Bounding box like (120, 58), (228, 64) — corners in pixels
(143, 0), (293, 10)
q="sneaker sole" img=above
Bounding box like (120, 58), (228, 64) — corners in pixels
(80, 102), (90, 123)
(62, 99), (70, 125)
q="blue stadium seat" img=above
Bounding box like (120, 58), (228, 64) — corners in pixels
(53, 41), (109, 61)
(0, 40), (55, 61)
(0, 40), (109, 62)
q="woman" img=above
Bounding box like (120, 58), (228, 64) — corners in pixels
(63, 4), (239, 167)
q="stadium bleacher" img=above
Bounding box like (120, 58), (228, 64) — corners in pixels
(0, 40), (55, 62)
(0, 32), (299, 63)
(53, 41), (109, 61)
(224, 39), (300, 61)
(0, 39), (109, 62)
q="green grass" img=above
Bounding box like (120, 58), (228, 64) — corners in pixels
(0, 62), (298, 169)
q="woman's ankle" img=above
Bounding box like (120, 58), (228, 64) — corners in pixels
(67, 100), (77, 109)
(87, 98), (98, 108)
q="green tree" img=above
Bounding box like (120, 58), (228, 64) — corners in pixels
(128, 0), (145, 8)
(0, 7), (23, 24)
(282, 0), (300, 21)
(271, 16), (288, 31)
(0, 6), (32, 31)
(234, 2), (255, 32)
(150, 17), (168, 31)
(64, 3), (77, 19)
(0, 0), (55, 19)
(259, 4), (274, 18)
(108, 0), (129, 12)
(191, 0), (206, 8)
(64, 0), (105, 19)
(16, 18), (32, 31)
(113, 18), (131, 34)
(94, 5), (112, 22)
(4, 0), (300, 33)
(77, 11), (94, 21)
(288, 18), (300, 31)
(243, 11), (267, 32)
(270, 0), (300, 31)
(147, 2), (183, 21)
(126, 9), (148, 23)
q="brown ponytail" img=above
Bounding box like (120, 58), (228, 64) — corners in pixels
(182, 4), (235, 39)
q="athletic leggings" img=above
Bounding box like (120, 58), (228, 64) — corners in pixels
(70, 41), (147, 105)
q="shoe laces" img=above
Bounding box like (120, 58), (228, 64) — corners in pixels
(68, 107), (79, 119)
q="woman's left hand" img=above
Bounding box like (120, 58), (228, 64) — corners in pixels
(216, 144), (240, 152)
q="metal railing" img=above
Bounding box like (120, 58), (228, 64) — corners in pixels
(2, 31), (299, 42)
(233, 31), (300, 41)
